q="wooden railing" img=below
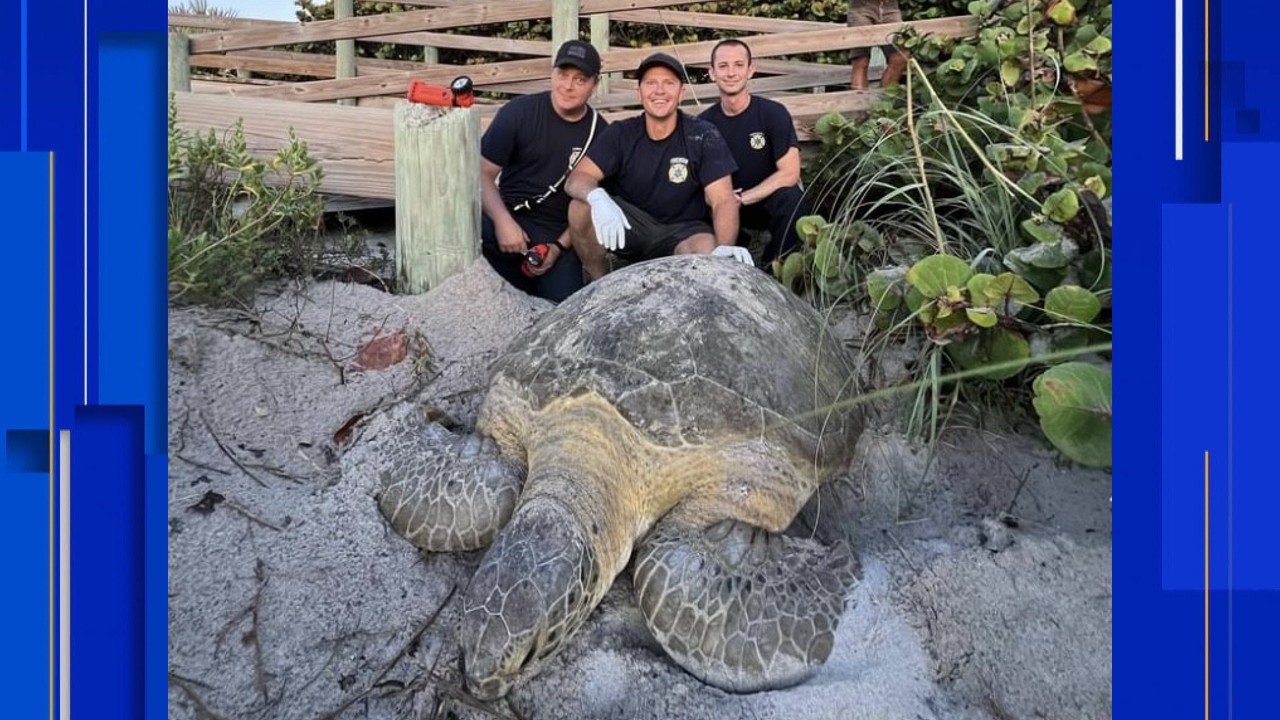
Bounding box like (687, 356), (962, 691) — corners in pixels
(168, 3), (978, 200)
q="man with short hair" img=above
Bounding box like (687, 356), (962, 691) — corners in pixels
(848, 0), (909, 90)
(565, 52), (751, 280)
(479, 39), (607, 302)
(700, 38), (809, 266)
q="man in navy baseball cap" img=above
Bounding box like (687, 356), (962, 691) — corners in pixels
(478, 39), (608, 303)
(565, 47), (750, 279)
(635, 51), (688, 84)
(554, 39), (602, 77)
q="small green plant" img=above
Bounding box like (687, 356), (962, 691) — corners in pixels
(167, 94), (328, 307)
(789, 0), (1112, 467)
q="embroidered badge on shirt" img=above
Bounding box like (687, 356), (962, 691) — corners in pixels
(749, 132), (766, 150)
(668, 157), (690, 184)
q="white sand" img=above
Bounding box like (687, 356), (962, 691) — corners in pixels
(167, 259), (1111, 720)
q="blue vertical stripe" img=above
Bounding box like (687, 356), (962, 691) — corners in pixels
(97, 34), (166, 454)
(0, 152), (53, 720)
(96, 32), (167, 720)
(70, 405), (144, 720)
(21, 0), (27, 149)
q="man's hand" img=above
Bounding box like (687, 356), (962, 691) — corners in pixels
(711, 245), (753, 266)
(586, 188), (631, 251)
(524, 244), (559, 276)
(495, 217), (530, 254)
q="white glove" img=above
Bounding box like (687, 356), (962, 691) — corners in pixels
(587, 188), (631, 251)
(711, 245), (753, 266)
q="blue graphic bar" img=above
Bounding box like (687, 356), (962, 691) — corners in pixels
(98, 34), (167, 455)
(1160, 202), (1228, 591)
(96, 33), (168, 720)
(1218, 141), (1280, 590)
(0, 152), (53, 720)
(0, 2), (20, 150)
(70, 405), (145, 720)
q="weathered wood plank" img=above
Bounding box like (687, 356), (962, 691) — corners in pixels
(609, 8), (829, 33)
(191, 77), (290, 93)
(169, 33), (191, 92)
(394, 103), (481, 293)
(169, 14), (290, 30)
(229, 16), (974, 102)
(172, 13), (554, 56)
(552, 0), (580, 52)
(172, 91), (396, 199)
(335, 0), (356, 106)
(189, 0), (707, 54)
(171, 78), (873, 201)
(190, 49), (412, 77)
(488, 66), (852, 109)
(591, 13), (612, 95)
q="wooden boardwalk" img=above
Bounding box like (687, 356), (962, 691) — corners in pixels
(169, 4), (976, 200)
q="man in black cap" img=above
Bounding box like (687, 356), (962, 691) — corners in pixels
(479, 39), (607, 302)
(564, 51), (751, 280)
(700, 38), (810, 267)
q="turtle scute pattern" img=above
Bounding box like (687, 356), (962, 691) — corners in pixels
(369, 255), (866, 698)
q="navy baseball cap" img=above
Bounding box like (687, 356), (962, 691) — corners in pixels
(636, 52), (688, 84)
(554, 40), (601, 77)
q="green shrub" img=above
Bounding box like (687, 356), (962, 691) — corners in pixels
(167, 94), (327, 307)
(790, 0), (1111, 467)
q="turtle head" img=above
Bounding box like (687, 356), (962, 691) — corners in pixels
(459, 497), (599, 699)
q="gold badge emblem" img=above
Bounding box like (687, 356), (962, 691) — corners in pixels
(668, 157), (690, 184)
(749, 132), (766, 150)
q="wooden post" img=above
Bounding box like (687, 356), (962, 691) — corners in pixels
(551, 0), (580, 50)
(168, 32), (191, 93)
(335, 0), (356, 106)
(393, 102), (481, 294)
(590, 13), (610, 96)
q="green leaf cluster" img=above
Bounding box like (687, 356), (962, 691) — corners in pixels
(167, 94), (330, 307)
(792, 1), (1112, 467)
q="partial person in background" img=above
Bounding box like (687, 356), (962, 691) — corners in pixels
(479, 40), (606, 302)
(700, 39), (809, 267)
(848, 0), (910, 90)
(566, 52), (749, 280)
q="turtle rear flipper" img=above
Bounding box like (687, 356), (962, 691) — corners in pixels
(376, 421), (523, 552)
(632, 517), (859, 692)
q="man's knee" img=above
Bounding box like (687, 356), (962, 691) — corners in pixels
(568, 198), (591, 231)
(674, 233), (717, 255)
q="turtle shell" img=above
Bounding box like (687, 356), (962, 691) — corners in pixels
(490, 255), (863, 470)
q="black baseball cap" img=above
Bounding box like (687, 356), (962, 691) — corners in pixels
(554, 40), (601, 77)
(636, 52), (688, 84)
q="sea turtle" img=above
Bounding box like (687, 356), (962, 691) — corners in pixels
(368, 255), (864, 699)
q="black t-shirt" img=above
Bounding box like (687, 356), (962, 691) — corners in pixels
(698, 95), (797, 192)
(586, 112), (737, 225)
(481, 92), (605, 230)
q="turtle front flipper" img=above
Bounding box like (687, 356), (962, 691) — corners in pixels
(631, 517), (859, 693)
(375, 419), (523, 552)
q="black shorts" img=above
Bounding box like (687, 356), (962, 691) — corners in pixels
(612, 197), (714, 261)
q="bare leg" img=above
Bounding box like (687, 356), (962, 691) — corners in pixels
(880, 50), (909, 87)
(674, 232), (717, 255)
(849, 55), (870, 90)
(569, 198), (610, 280)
